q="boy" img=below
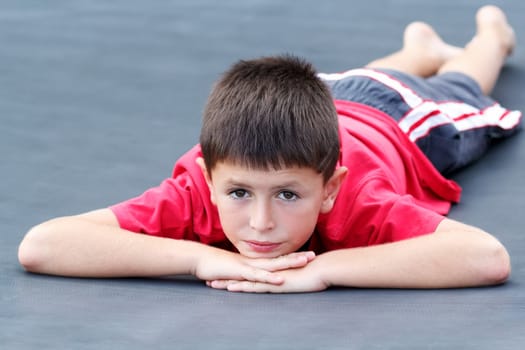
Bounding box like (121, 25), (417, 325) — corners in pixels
(18, 5), (521, 293)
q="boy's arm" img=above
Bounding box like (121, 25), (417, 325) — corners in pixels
(209, 218), (510, 292)
(319, 218), (510, 288)
(18, 209), (313, 281)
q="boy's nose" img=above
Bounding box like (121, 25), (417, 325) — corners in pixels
(249, 200), (275, 233)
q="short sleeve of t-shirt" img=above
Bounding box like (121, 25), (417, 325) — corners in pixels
(316, 174), (445, 251)
(110, 176), (195, 238)
(355, 177), (445, 244)
(109, 146), (226, 245)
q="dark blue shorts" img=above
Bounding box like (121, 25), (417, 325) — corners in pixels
(319, 68), (522, 174)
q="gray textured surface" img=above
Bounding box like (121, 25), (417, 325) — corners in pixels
(1, 1), (524, 349)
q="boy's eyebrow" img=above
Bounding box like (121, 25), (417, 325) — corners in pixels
(224, 178), (305, 190)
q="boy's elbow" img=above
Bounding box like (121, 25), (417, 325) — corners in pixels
(479, 238), (511, 285)
(18, 223), (52, 273)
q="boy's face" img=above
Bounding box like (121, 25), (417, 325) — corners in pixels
(198, 159), (346, 258)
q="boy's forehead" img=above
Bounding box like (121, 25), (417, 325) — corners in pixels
(210, 161), (322, 182)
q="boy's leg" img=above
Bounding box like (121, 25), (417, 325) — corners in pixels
(365, 22), (462, 77)
(322, 5), (521, 175)
(437, 5), (515, 95)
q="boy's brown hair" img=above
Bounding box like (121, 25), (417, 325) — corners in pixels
(200, 55), (340, 182)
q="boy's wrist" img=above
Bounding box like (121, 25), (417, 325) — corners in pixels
(313, 250), (356, 288)
(166, 239), (217, 277)
(187, 241), (219, 277)
(308, 253), (336, 288)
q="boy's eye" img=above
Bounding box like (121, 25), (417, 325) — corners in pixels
(278, 191), (298, 201)
(229, 189), (249, 199)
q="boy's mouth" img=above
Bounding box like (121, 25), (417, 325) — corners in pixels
(245, 240), (281, 253)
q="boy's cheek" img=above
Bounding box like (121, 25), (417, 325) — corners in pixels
(215, 203), (239, 231)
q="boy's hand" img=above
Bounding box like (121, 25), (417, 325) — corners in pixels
(206, 257), (328, 293)
(193, 248), (316, 286)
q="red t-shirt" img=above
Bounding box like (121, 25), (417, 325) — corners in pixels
(110, 100), (461, 253)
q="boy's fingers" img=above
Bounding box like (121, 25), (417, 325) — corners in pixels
(226, 281), (279, 293)
(207, 280), (230, 289)
(285, 251), (316, 262)
(241, 266), (284, 284)
(208, 280), (278, 293)
(247, 251), (316, 272)
(207, 266), (285, 289)
(208, 279), (278, 291)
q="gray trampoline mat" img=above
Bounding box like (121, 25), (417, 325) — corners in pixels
(1, 1), (524, 349)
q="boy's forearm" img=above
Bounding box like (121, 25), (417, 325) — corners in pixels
(318, 221), (510, 289)
(18, 216), (206, 278)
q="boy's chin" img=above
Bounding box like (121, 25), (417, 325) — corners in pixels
(239, 250), (283, 259)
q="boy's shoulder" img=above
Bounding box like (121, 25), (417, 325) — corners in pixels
(171, 144), (204, 177)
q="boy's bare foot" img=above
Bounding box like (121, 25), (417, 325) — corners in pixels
(402, 21), (463, 70)
(473, 5), (515, 56)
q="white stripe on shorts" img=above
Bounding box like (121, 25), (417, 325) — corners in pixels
(318, 69), (521, 142)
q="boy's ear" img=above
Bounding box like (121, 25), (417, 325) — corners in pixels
(320, 166), (348, 214)
(196, 157), (216, 204)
